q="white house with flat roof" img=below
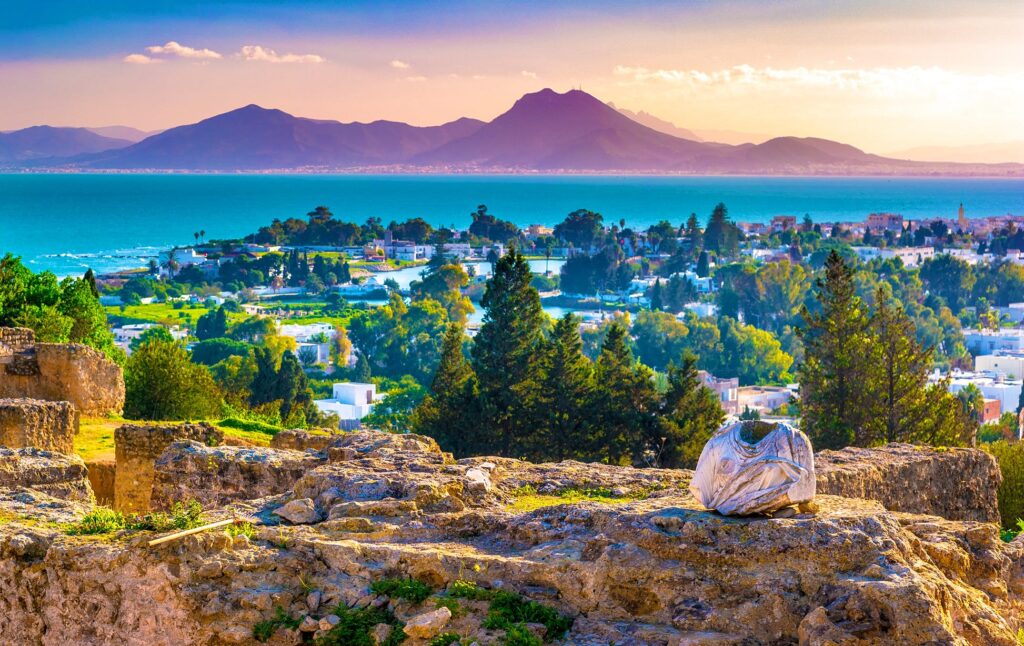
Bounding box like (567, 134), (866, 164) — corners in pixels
(314, 382), (384, 428)
(975, 352), (1024, 378)
(964, 329), (1024, 355)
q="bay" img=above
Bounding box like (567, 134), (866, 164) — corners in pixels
(1, 173), (1021, 276)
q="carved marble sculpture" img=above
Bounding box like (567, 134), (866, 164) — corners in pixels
(689, 420), (815, 515)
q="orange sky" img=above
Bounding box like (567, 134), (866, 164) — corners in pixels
(2, 1), (1022, 156)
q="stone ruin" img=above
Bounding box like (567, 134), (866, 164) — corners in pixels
(0, 326), (124, 416)
(0, 398), (79, 455)
(1, 419), (1024, 645)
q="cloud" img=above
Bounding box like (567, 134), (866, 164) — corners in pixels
(390, 60), (410, 69)
(238, 45), (325, 64)
(122, 54), (158, 64)
(404, 75), (427, 82)
(521, 70), (538, 79)
(145, 41), (222, 60)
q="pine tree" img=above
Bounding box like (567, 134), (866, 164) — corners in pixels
(353, 351), (372, 382)
(863, 287), (934, 445)
(276, 350), (313, 424)
(656, 353), (725, 468)
(471, 248), (545, 455)
(249, 347), (280, 407)
(590, 321), (657, 464)
(650, 279), (663, 311)
(531, 314), (593, 461)
(413, 324), (480, 455)
(798, 250), (871, 449)
(703, 203), (738, 258)
(196, 306), (228, 340)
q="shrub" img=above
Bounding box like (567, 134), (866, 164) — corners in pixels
(253, 607), (301, 642)
(67, 507), (126, 535)
(315, 605), (405, 646)
(428, 633), (463, 646)
(434, 597), (464, 617)
(984, 441), (1024, 529)
(370, 577), (433, 604)
(484, 591), (573, 641)
(447, 579), (496, 601)
(218, 417), (284, 437)
(500, 623), (542, 646)
(227, 521), (257, 540)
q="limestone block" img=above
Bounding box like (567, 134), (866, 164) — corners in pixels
(0, 397), (78, 454)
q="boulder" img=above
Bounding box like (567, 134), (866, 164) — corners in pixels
(402, 607), (452, 639)
(0, 397), (78, 454)
(816, 442), (1001, 523)
(0, 446), (93, 503)
(270, 429), (336, 452)
(274, 498), (321, 524)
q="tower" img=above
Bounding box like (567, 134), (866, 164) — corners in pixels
(958, 203), (967, 230)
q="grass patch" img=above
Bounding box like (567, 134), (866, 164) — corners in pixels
(505, 485), (654, 513)
(315, 605), (406, 646)
(77, 416), (124, 462)
(447, 579), (497, 601)
(428, 634), (463, 646)
(253, 607), (302, 642)
(370, 577), (433, 604)
(66, 501), (205, 536)
(433, 597), (464, 618)
(447, 581), (571, 643)
(498, 623), (542, 646)
(227, 521), (257, 540)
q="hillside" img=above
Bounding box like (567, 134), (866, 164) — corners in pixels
(0, 126), (132, 162)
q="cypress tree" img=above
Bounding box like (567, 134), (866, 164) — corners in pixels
(353, 351), (372, 382)
(83, 268), (99, 297)
(798, 250), (871, 449)
(696, 251), (710, 278)
(471, 248), (545, 455)
(531, 314), (593, 461)
(249, 347), (280, 407)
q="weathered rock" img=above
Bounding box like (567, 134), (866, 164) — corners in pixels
(86, 459), (115, 505)
(816, 442), (1002, 523)
(0, 397), (79, 454)
(0, 431), (1019, 646)
(270, 429), (336, 452)
(273, 498), (321, 524)
(114, 422), (223, 513)
(152, 442), (327, 510)
(0, 446), (93, 503)
(0, 328), (124, 416)
(403, 606), (452, 639)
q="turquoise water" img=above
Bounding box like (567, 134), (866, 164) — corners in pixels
(1, 173), (1021, 276)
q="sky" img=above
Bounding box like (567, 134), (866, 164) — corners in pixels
(1, 0), (1022, 155)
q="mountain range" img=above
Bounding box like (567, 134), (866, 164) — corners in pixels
(3, 89), (1021, 175)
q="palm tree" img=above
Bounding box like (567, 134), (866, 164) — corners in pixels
(200, 229), (206, 244)
(193, 232), (199, 245)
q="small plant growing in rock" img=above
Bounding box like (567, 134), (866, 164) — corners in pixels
(483, 591), (573, 642)
(428, 633), (463, 646)
(499, 623), (542, 646)
(314, 605), (405, 646)
(226, 521), (256, 540)
(370, 577), (433, 603)
(67, 507), (126, 535)
(448, 579), (496, 601)
(253, 606), (301, 642)
(433, 597), (464, 618)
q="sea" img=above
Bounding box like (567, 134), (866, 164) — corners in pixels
(1, 173), (1021, 277)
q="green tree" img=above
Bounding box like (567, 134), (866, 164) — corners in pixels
(590, 321), (658, 465)
(655, 353), (725, 468)
(471, 248), (545, 455)
(124, 338), (222, 420)
(703, 203), (739, 258)
(195, 305), (228, 340)
(532, 314), (594, 461)
(798, 251), (871, 449)
(414, 324), (481, 455)
(410, 264), (474, 323)
(650, 279), (664, 311)
(695, 251), (710, 278)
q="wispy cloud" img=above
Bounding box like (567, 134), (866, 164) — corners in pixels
(145, 41), (222, 60)
(390, 59), (410, 69)
(122, 54), (159, 65)
(521, 70), (538, 79)
(238, 45), (325, 64)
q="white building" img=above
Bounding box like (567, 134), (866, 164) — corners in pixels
(936, 371), (1022, 422)
(112, 323), (187, 354)
(314, 382), (384, 428)
(157, 247), (207, 277)
(736, 386), (794, 414)
(975, 352), (1024, 379)
(682, 302), (718, 318)
(682, 271), (715, 294)
(277, 322), (337, 343)
(335, 276), (387, 297)
(964, 329), (1024, 355)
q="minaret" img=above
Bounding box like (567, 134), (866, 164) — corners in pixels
(958, 203), (967, 229)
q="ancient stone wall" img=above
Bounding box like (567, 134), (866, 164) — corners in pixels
(0, 447), (94, 502)
(0, 398), (78, 454)
(0, 328), (124, 416)
(86, 460), (115, 506)
(270, 428), (336, 452)
(151, 441), (327, 510)
(114, 423), (223, 513)
(816, 443), (1002, 523)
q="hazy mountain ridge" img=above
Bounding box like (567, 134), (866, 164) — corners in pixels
(0, 126), (133, 162)
(7, 89), (1022, 175)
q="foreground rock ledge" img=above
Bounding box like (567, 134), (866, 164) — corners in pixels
(0, 432), (1020, 646)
